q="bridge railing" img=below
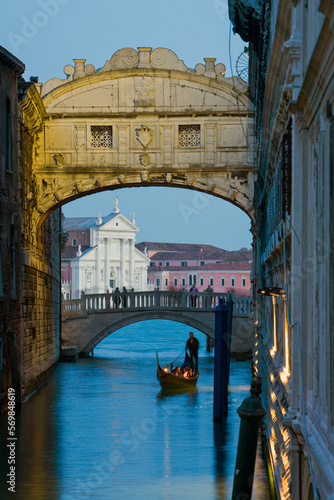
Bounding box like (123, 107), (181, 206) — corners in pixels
(62, 291), (253, 316)
(62, 298), (83, 314)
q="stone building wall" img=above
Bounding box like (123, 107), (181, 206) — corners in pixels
(229, 0), (334, 498)
(0, 47), (25, 409)
(19, 83), (61, 402)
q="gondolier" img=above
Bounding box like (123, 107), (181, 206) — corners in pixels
(185, 331), (199, 374)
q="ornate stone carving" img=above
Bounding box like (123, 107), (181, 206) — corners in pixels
(140, 170), (149, 182)
(195, 60), (226, 78)
(150, 48), (190, 72)
(179, 125), (200, 147)
(228, 176), (249, 200)
(91, 126), (112, 148)
(206, 180), (216, 191)
(186, 176), (195, 186)
(136, 125), (153, 149)
(75, 182), (84, 193)
(98, 48), (139, 72)
(52, 153), (65, 167)
(135, 76), (155, 106)
(118, 174), (125, 184)
(166, 173), (172, 183)
(139, 153), (151, 167)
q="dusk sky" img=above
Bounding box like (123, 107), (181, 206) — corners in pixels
(2, 0), (252, 250)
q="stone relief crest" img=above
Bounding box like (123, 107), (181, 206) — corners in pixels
(135, 76), (154, 100)
(139, 153), (151, 167)
(136, 125), (153, 149)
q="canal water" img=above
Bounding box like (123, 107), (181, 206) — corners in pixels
(1, 320), (271, 500)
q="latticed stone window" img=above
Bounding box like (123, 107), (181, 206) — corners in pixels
(91, 126), (113, 148)
(178, 125), (201, 147)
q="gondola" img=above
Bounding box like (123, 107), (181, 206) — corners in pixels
(156, 352), (199, 389)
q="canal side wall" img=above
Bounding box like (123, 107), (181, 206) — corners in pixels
(18, 85), (61, 404)
(0, 49), (25, 410)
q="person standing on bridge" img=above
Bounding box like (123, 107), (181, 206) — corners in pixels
(189, 284), (198, 307)
(185, 331), (199, 374)
(122, 286), (127, 308)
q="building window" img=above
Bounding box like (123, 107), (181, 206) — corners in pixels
(193, 275), (197, 285)
(189, 275), (193, 286)
(181, 262), (187, 267)
(181, 277), (185, 286)
(210, 277), (214, 287)
(216, 261), (222, 264)
(221, 277), (225, 287)
(166, 262), (169, 267)
(91, 126), (113, 148)
(231, 277), (235, 287)
(174, 278), (178, 286)
(200, 278), (204, 286)
(178, 125), (201, 147)
(165, 278), (168, 286)
(6, 98), (12, 172)
(72, 238), (77, 246)
(200, 261), (205, 266)
(150, 262), (155, 267)
(159, 262), (162, 267)
(242, 277), (246, 287)
(156, 278), (160, 287)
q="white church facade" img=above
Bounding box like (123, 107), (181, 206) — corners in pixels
(61, 199), (150, 299)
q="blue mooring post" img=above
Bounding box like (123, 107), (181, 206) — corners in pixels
(226, 296), (234, 383)
(231, 379), (266, 500)
(213, 297), (231, 420)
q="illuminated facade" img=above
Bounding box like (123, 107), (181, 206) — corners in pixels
(229, 0), (334, 498)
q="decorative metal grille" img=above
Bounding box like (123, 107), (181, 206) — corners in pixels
(91, 126), (112, 148)
(178, 125), (200, 147)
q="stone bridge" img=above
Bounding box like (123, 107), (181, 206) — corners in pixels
(61, 290), (254, 356)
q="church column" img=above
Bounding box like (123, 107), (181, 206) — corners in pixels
(129, 239), (135, 290)
(104, 238), (109, 290)
(95, 244), (100, 294)
(141, 267), (147, 291)
(120, 238), (126, 288)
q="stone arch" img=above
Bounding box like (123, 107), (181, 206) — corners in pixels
(80, 311), (214, 356)
(21, 47), (255, 231)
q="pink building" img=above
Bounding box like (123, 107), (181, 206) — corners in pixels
(136, 242), (252, 297)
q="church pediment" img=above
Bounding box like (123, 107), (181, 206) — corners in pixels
(99, 213), (139, 233)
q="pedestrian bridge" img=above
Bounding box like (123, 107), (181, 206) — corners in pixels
(61, 290), (254, 356)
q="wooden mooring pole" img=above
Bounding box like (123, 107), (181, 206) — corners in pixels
(213, 297), (233, 421)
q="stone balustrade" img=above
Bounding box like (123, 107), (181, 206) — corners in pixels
(62, 291), (253, 316)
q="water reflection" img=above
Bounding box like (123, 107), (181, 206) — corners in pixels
(0, 320), (271, 499)
(214, 421), (228, 498)
(1, 379), (60, 500)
